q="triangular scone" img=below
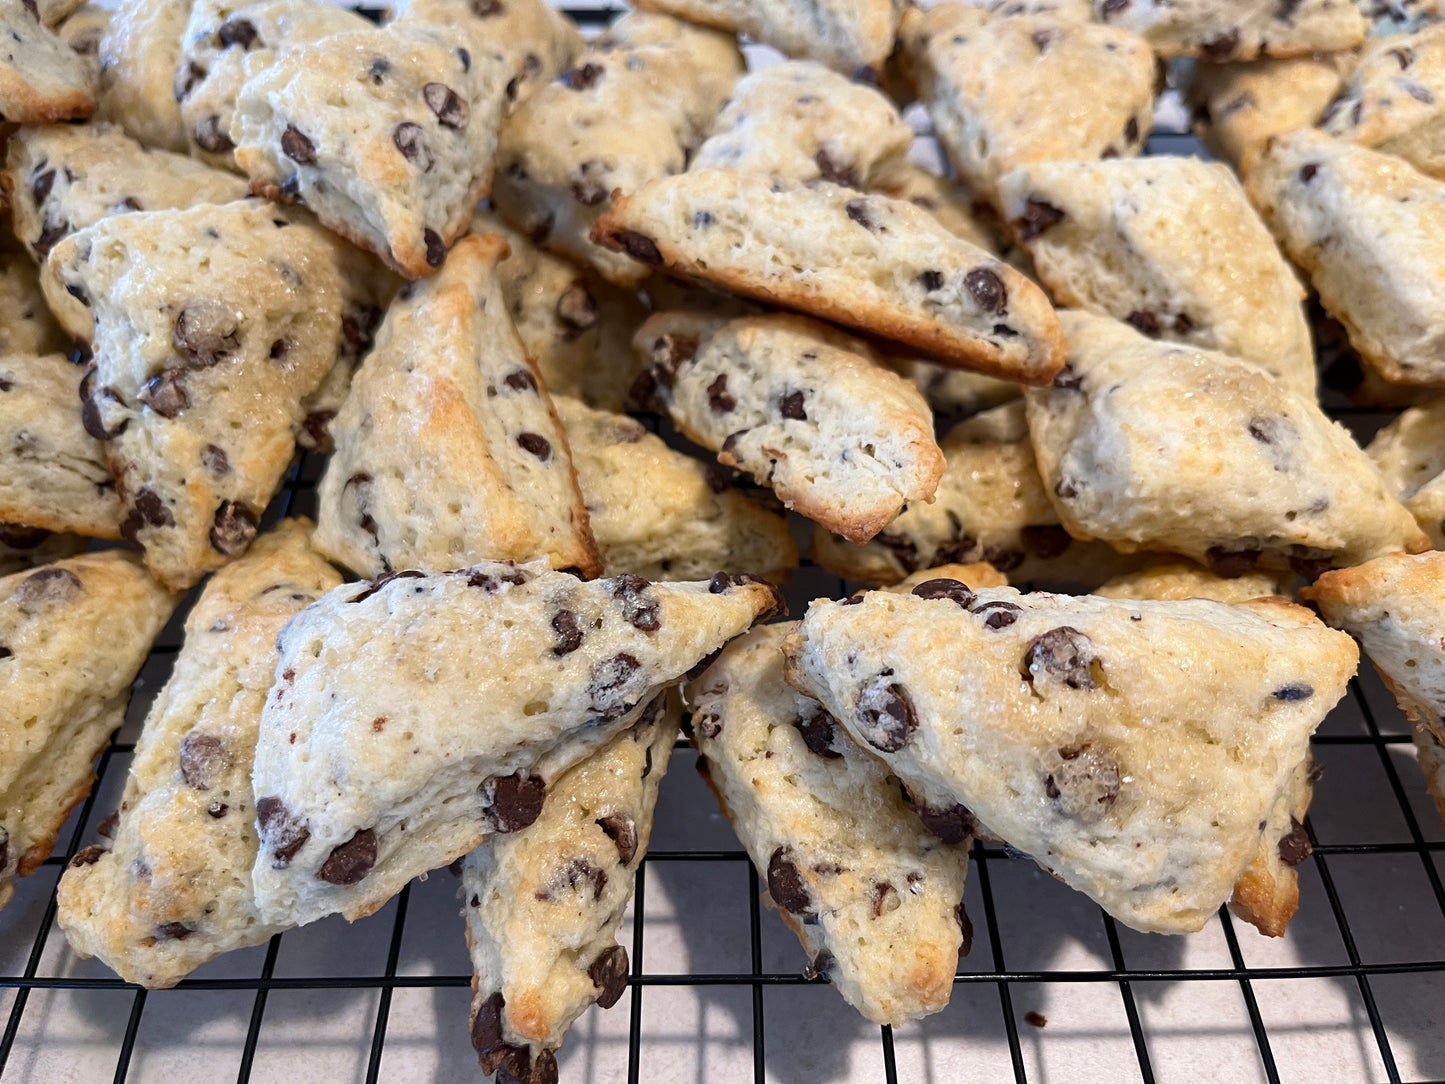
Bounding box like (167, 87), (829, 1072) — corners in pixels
(491, 12), (743, 286)
(691, 60), (913, 187)
(250, 563), (782, 927)
(0, 526), (84, 576)
(1367, 397), (1445, 548)
(464, 694), (679, 1081)
(782, 585), (1357, 933)
(176, 0), (371, 169)
(231, 25), (511, 278)
(94, 0), (192, 153)
(0, 552), (176, 911)
(1093, 0), (1364, 59)
(0, 0), (96, 122)
(56, 521), (341, 987)
(689, 624), (972, 1024)
(1318, 23), (1445, 179)
(632, 0), (897, 77)
(314, 234), (600, 579)
(390, 0), (582, 108)
(996, 157), (1317, 392)
(1096, 561), (1289, 604)
(1189, 54), (1352, 175)
(556, 396), (798, 581)
(470, 209), (648, 413)
(1249, 131), (1445, 386)
(46, 200), (345, 589)
(4, 123), (249, 266)
(811, 402), (1143, 588)
(899, 6), (1156, 206)
(630, 312), (943, 544)
(1025, 312), (1428, 577)
(0, 353), (121, 539)
(594, 171), (1065, 383)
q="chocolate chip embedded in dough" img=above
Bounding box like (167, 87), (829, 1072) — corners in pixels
(1023, 627), (1099, 690)
(596, 812), (638, 865)
(482, 773), (546, 833)
(317, 828), (378, 885)
(589, 945), (629, 1007)
(855, 677), (919, 752)
(766, 846), (811, 913)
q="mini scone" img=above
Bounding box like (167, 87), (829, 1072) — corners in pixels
(175, 0), (371, 170)
(996, 156), (1317, 393)
(1320, 24), (1445, 179)
(389, 0), (583, 108)
(314, 233), (600, 579)
(1093, 0), (1365, 59)
(55, 521), (342, 988)
(230, 24), (511, 278)
(631, 0), (898, 77)
(95, 0), (193, 153)
(0, 353), (121, 538)
(46, 200), (345, 589)
(782, 584), (1357, 934)
(0, 0), (96, 122)
(630, 312), (944, 545)
(1366, 397), (1445, 548)
(1247, 129), (1445, 386)
(490, 12), (743, 285)
(690, 60), (914, 187)
(4, 123), (248, 265)
(899, 5), (1157, 206)
(1025, 311), (1428, 577)
(250, 562), (782, 927)
(470, 209), (648, 413)
(464, 694), (679, 1081)
(556, 396), (798, 581)
(811, 402), (1141, 587)
(1095, 561), (1290, 604)
(593, 171), (1066, 383)
(0, 526), (84, 576)
(0, 551), (176, 911)
(688, 624), (973, 1025)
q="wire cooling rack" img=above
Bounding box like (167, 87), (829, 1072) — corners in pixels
(5, 6), (1445, 1083)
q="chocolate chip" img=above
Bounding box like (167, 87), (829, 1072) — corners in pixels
(793, 708), (843, 758)
(119, 488), (174, 543)
(317, 828), (377, 884)
(218, 17), (257, 47)
(1274, 684), (1314, 701)
(919, 270), (944, 291)
(1124, 117), (1140, 144)
(465, 566), (528, 592)
(69, 844), (106, 868)
(470, 991), (505, 1060)
(483, 773), (546, 833)
(539, 857), (606, 900)
(915, 802), (978, 845)
(1126, 310), (1160, 336)
(256, 796), (310, 867)
(589, 653), (641, 718)
(528, 214), (553, 244)
(1388, 45), (1415, 68)
(1200, 28), (1240, 60)
(597, 812), (638, 865)
(1032, 28), (1054, 50)
(1206, 546), (1261, 578)
(138, 368), (188, 418)
(157, 922), (194, 940)
(1299, 162), (1319, 184)
(855, 678), (918, 752)
(173, 61), (205, 101)
(845, 198), (878, 231)
(957, 903), (974, 955)
(589, 945), (629, 1007)
(32, 216), (69, 261)
(423, 82), (469, 128)
(1401, 79), (1436, 104)
(1024, 627), (1098, 690)
(570, 160), (608, 205)
(504, 369), (538, 392)
(1289, 553), (1333, 579)
(971, 601), (1020, 631)
(814, 147), (858, 188)
(425, 229), (446, 267)
(706, 374), (735, 413)
(1278, 817), (1311, 866)
(805, 951), (834, 981)
(13, 566), (82, 608)
(964, 268), (1006, 314)
(613, 573), (660, 631)
(30, 165), (54, 204)
(693, 210), (715, 227)
(117, 197), (141, 212)
(1247, 416), (1288, 445)
(1016, 198), (1064, 239)
(179, 731), (228, 790)
(97, 811), (119, 838)
(1101, 0), (1128, 13)
(910, 578), (976, 608)
(766, 846), (811, 913)
(1044, 744), (1120, 821)
(174, 302), (240, 367)
(614, 230), (661, 265)
(769, 389), (806, 421)
(193, 115), (234, 153)
(561, 62), (604, 90)
(198, 443), (231, 477)
(551, 609), (583, 655)
(516, 432), (552, 460)
(208, 802), (228, 818)
(556, 282), (599, 334)
(470, 0), (501, 13)
(209, 502), (258, 556)
(393, 122), (433, 170)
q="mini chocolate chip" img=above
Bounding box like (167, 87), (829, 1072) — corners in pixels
(157, 922), (194, 940)
(1247, 416), (1287, 444)
(175, 302), (240, 367)
(516, 432), (552, 460)
(919, 270), (944, 291)
(552, 609), (583, 655)
(1388, 45), (1415, 68)
(556, 282), (600, 333)
(423, 82), (469, 128)
(1278, 817), (1311, 866)
(1206, 546), (1261, 578)
(138, 368), (188, 418)
(117, 197), (142, 212)
(693, 210), (716, 227)
(1201, 28), (1240, 59)
(1402, 79), (1436, 104)
(615, 231), (661, 264)
(208, 802), (228, 818)
(470, 0), (501, 14)
(210, 502), (258, 556)
(218, 17), (257, 47)
(528, 213), (554, 244)
(916, 801), (978, 844)
(778, 390), (806, 420)
(504, 369), (538, 392)
(805, 950), (834, 981)
(589, 945), (629, 1008)
(179, 731), (228, 789)
(97, 811), (119, 838)
(256, 796), (310, 867)
(1126, 310), (1160, 336)
(69, 844), (106, 867)
(814, 147), (858, 188)
(1299, 163), (1320, 186)
(1125, 117), (1140, 144)
(845, 198), (878, 231)
(707, 374), (735, 412)
(1032, 28), (1054, 50)
(30, 166), (55, 204)
(193, 115), (234, 153)
(483, 773), (546, 833)
(317, 828), (377, 884)
(855, 678), (918, 752)
(120, 488), (173, 543)
(1017, 198), (1065, 239)
(1274, 684), (1314, 701)
(465, 566), (528, 592)
(957, 903), (974, 954)
(174, 61), (205, 101)
(794, 708), (843, 758)
(471, 991), (507, 1065)
(1024, 627), (1098, 690)
(589, 653), (641, 718)
(766, 846), (811, 913)
(1054, 477), (1079, 500)
(570, 160), (608, 205)
(597, 811), (638, 864)
(613, 573), (660, 631)
(13, 566), (83, 608)
(964, 268), (1006, 313)
(393, 122), (433, 170)
(368, 56), (390, 83)
(561, 62), (604, 89)
(974, 600), (1021, 629)
(911, 578), (976, 608)
(539, 857), (606, 900)
(425, 229), (446, 267)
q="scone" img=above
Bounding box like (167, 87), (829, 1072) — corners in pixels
(899, 5), (1157, 206)
(1247, 129), (1445, 386)
(231, 24), (511, 278)
(490, 12), (743, 285)
(1024, 311), (1428, 577)
(691, 60), (914, 188)
(810, 401), (1144, 587)
(46, 200), (344, 589)
(689, 623), (971, 1025)
(593, 170), (1065, 383)
(313, 233), (601, 579)
(1094, 0), (1366, 59)
(470, 208), (648, 412)
(1320, 24), (1445, 179)
(630, 311), (944, 544)
(996, 156), (1317, 392)
(0, 525), (84, 576)
(1095, 561), (1290, 603)
(782, 585), (1358, 934)
(250, 563), (782, 928)
(556, 396), (798, 582)
(0, 353), (120, 538)
(95, 0), (193, 152)
(4, 122), (248, 264)
(464, 694), (678, 1080)
(56, 520), (341, 988)
(175, 0), (371, 169)
(0, 0), (96, 122)
(389, 0), (583, 108)
(1366, 397), (1445, 548)
(0, 551), (176, 911)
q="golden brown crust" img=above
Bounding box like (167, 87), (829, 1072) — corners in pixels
(1229, 852), (1300, 937)
(16, 767), (97, 877)
(0, 71), (93, 122)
